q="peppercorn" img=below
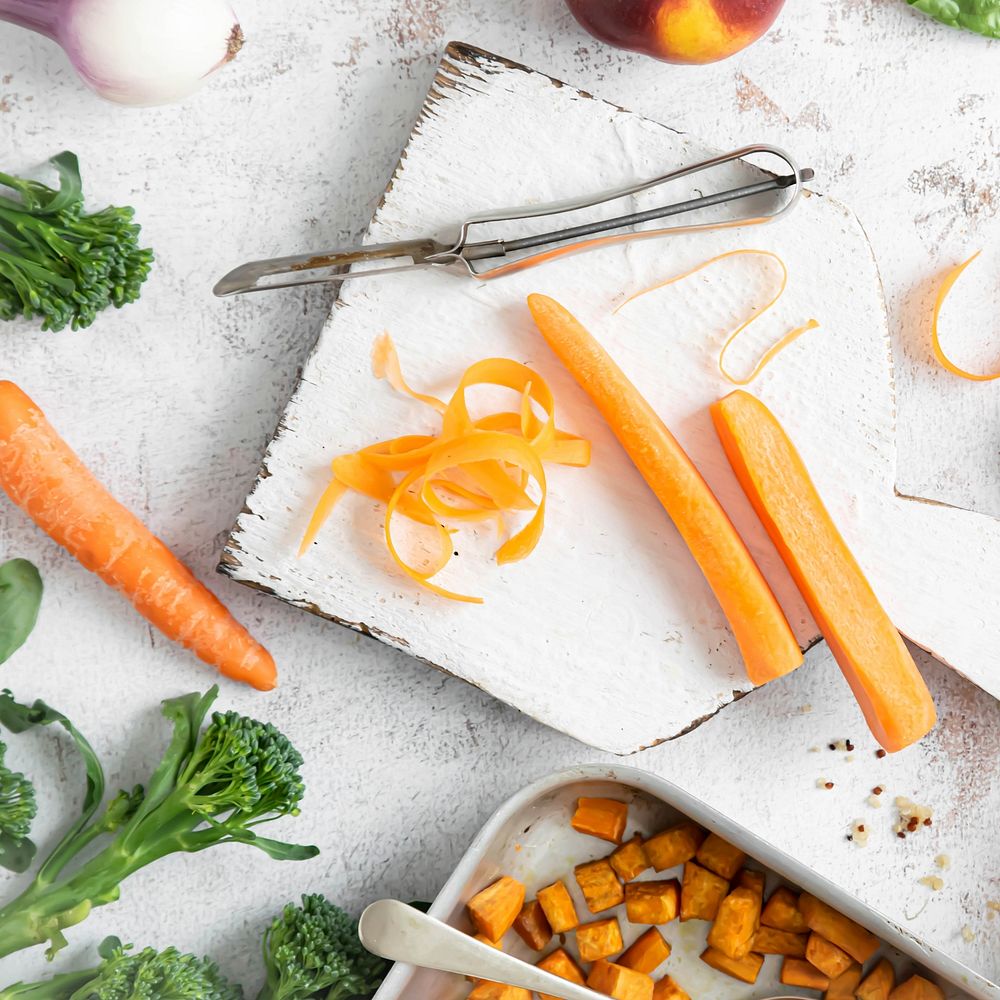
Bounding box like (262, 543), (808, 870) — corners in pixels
(876, 749), (887, 759)
(872, 786), (883, 795)
(825, 781), (834, 789)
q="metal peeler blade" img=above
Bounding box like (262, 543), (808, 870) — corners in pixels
(214, 145), (813, 297)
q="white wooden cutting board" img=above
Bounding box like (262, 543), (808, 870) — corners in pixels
(220, 43), (1000, 755)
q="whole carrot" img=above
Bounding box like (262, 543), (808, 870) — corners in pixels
(526, 293), (802, 686)
(0, 381), (276, 690)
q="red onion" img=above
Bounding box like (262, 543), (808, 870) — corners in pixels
(0, 0), (243, 106)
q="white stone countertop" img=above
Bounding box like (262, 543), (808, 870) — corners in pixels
(0, 1), (997, 995)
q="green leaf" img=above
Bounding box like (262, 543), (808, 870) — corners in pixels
(0, 560), (42, 667)
(42, 152), (84, 215)
(907, 0), (1000, 37)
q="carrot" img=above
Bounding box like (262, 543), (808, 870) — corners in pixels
(526, 293), (802, 686)
(711, 390), (936, 752)
(0, 382), (276, 690)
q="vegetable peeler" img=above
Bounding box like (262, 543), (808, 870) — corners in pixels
(214, 144), (812, 297)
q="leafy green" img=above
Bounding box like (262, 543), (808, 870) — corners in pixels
(0, 935), (244, 999)
(0, 559), (42, 666)
(0, 686), (318, 960)
(0, 152), (153, 331)
(907, 0), (1000, 37)
(0, 740), (36, 873)
(258, 894), (389, 1000)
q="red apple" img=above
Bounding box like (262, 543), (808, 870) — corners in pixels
(565, 0), (786, 65)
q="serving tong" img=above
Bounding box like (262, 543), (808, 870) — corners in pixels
(214, 144), (812, 297)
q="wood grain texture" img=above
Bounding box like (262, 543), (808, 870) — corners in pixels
(222, 43), (1000, 755)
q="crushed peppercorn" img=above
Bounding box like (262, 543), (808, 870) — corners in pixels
(876, 749), (887, 759)
(825, 782), (835, 790)
(872, 786), (883, 795)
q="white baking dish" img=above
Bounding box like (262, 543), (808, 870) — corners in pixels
(373, 765), (994, 1000)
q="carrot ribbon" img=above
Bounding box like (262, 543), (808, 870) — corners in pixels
(931, 251), (999, 382)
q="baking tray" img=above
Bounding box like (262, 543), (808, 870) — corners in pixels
(373, 765), (994, 1000)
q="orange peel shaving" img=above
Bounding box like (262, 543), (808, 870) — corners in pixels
(931, 251), (999, 382)
(615, 249), (820, 385)
(299, 336), (591, 602)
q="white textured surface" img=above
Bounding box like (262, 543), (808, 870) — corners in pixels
(0, 1), (997, 994)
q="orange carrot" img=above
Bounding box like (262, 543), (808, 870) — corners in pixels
(526, 293), (802, 686)
(0, 382), (276, 690)
(711, 390), (936, 751)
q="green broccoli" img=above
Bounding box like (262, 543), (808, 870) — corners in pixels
(0, 934), (243, 999)
(0, 152), (153, 331)
(0, 687), (318, 960)
(0, 739), (36, 873)
(258, 894), (389, 1000)
(907, 0), (1000, 37)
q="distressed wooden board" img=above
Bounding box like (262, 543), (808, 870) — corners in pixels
(220, 43), (1000, 755)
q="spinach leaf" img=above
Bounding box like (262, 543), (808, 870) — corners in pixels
(908, 0), (1000, 38)
(0, 558), (42, 666)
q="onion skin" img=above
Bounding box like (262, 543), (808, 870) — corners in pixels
(0, 0), (243, 106)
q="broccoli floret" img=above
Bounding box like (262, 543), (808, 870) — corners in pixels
(258, 895), (389, 1000)
(0, 687), (318, 960)
(0, 152), (153, 331)
(0, 739), (36, 873)
(0, 935), (243, 999)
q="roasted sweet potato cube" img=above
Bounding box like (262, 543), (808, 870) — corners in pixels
(762, 887), (809, 933)
(573, 797), (629, 844)
(512, 899), (552, 951)
(825, 962), (863, 1000)
(799, 894), (880, 964)
(736, 868), (765, 898)
(587, 959), (655, 1000)
(781, 957), (831, 991)
(751, 926), (808, 956)
(610, 835), (650, 882)
(618, 927), (672, 974)
(857, 958), (896, 1000)
(806, 933), (854, 979)
(467, 982), (532, 1000)
(706, 887), (761, 960)
(700, 946), (764, 984)
(577, 917), (625, 962)
(889, 975), (945, 1000)
(696, 833), (747, 880)
(625, 880), (680, 925)
(653, 975), (691, 1000)
(681, 861), (729, 922)
(537, 880), (579, 934)
(467, 876), (525, 942)
(645, 823), (706, 872)
(576, 858), (625, 913)
(537, 947), (587, 1000)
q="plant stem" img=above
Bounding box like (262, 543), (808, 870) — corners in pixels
(0, 0), (59, 39)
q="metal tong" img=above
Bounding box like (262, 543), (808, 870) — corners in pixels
(214, 144), (813, 297)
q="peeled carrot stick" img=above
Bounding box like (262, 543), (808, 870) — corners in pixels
(0, 382), (276, 691)
(711, 390), (936, 751)
(526, 293), (802, 685)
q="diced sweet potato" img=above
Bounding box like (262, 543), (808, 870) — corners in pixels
(857, 958), (896, 1000)
(537, 880), (579, 934)
(825, 962), (863, 1000)
(762, 887), (809, 933)
(696, 833), (747, 880)
(576, 858), (626, 913)
(751, 925), (808, 957)
(706, 887), (761, 960)
(467, 876), (526, 942)
(467, 982), (532, 1000)
(781, 957), (831, 991)
(799, 894), (880, 964)
(645, 823), (706, 872)
(736, 868), (765, 898)
(700, 946), (764, 984)
(681, 861), (729, 922)
(610, 835), (650, 882)
(625, 880), (681, 925)
(889, 975), (945, 1000)
(653, 975), (691, 1000)
(587, 959), (655, 1000)
(577, 917), (625, 962)
(537, 947), (587, 1000)
(573, 797), (629, 844)
(806, 933), (854, 979)
(618, 927), (672, 974)
(512, 899), (552, 951)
